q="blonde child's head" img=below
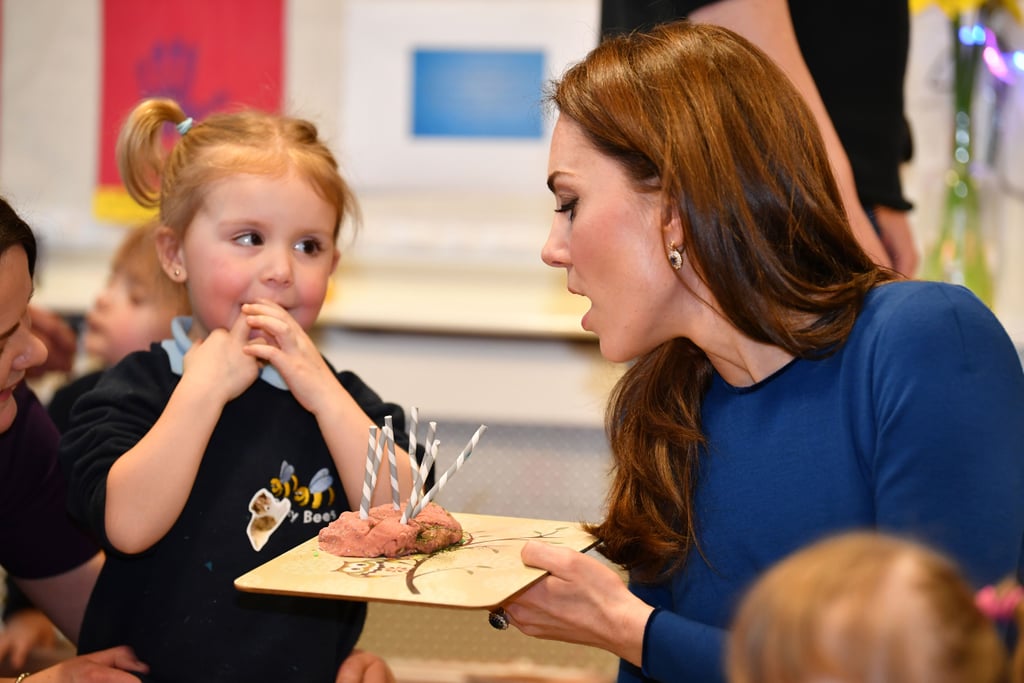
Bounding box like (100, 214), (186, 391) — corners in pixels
(115, 98), (358, 242)
(114, 98), (353, 340)
(728, 531), (1014, 683)
(84, 221), (190, 366)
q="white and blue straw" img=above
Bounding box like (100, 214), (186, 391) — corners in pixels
(406, 424), (487, 520)
(359, 426), (381, 519)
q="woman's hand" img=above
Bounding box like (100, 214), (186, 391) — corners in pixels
(16, 645), (148, 682)
(335, 649), (396, 683)
(874, 206), (918, 277)
(0, 609), (56, 669)
(502, 541), (653, 667)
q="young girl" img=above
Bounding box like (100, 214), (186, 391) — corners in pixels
(59, 98), (414, 681)
(728, 531), (1024, 683)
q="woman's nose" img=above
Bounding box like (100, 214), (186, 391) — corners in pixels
(541, 221), (569, 269)
(11, 328), (48, 374)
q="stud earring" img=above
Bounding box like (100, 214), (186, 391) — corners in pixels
(173, 268), (181, 278)
(667, 243), (684, 271)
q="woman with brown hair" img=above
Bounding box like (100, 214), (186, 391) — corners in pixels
(496, 21), (1024, 683)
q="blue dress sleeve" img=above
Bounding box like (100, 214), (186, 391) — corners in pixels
(865, 284), (1024, 586)
(623, 580), (726, 683)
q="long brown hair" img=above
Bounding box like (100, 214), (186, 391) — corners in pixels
(729, 532), (1013, 683)
(548, 21), (897, 581)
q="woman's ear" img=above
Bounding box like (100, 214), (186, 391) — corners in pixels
(661, 205), (684, 250)
(154, 225), (186, 282)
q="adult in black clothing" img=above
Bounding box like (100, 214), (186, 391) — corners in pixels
(600, 0), (919, 277)
(0, 194), (149, 681)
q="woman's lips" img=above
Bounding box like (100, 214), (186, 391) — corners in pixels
(0, 378), (21, 402)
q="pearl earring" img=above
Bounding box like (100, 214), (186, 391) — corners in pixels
(174, 268), (181, 278)
(667, 243), (684, 271)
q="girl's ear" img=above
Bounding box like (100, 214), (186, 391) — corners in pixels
(329, 246), (341, 275)
(155, 225), (186, 282)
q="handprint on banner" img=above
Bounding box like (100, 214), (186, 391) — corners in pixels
(96, 0), (282, 223)
(135, 39), (229, 120)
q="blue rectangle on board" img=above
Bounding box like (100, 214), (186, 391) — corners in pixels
(412, 49), (545, 139)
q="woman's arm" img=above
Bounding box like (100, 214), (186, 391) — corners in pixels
(687, 0), (893, 271)
(869, 286), (1024, 585)
(13, 553), (102, 646)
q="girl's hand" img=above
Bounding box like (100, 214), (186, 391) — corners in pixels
(182, 312), (261, 404)
(0, 609), (56, 669)
(240, 300), (340, 414)
(502, 541), (652, 667)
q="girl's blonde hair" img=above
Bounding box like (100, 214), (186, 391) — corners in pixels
(115, 98), (358, 241)
(728, 532), (1016, 683)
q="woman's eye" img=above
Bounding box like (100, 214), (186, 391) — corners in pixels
(295, 238), (323, 256)
(234, 232), (263, 247)
(555, 199), (578, 220)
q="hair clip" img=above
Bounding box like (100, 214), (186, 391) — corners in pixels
(176, 117), (194, 136)
(975, 584), (1024, 622)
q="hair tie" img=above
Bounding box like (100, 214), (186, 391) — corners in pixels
(176, 117), (194, 136)
(975, 584), (1024, 622)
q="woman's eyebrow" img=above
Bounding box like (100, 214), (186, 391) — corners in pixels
(0, 294), (34, 344)
(0, 320), (19, 345)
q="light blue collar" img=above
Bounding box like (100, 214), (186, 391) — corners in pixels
(161, 316), (289, 391)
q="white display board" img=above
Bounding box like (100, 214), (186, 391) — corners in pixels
(338, 0), (599, 193)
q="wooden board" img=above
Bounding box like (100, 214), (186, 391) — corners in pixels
(234, 512), (597, 609)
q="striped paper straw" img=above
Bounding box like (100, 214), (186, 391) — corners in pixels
(402, 438), (439, 524)
(418, 420), (438, 486)
(359, 426), (381, 519)
(405, 408), (422, 522)
(415, 420), (439, 501)
(408, 407), (419, 481)
(385, 416), (400, 510)
(408, 424), (487, 519)
(419, 438), (437, 489)
(423, 421), (437, 469)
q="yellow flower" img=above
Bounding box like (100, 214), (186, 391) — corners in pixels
(910, 0), (1022, 22)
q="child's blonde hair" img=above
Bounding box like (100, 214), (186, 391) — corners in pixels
(115, 98), (358, 241)
(111, 221), (190, 315)
(728, 531), (1016, 683)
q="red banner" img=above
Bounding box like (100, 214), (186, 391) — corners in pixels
(97, 0), (283, 222)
